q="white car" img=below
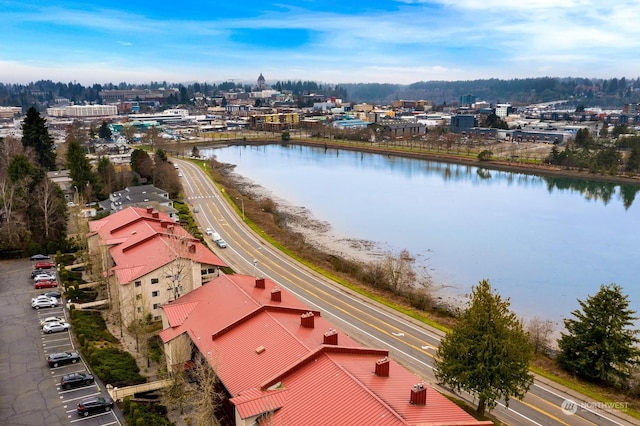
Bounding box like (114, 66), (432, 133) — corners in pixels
(43, 321), (70, 334)
(32, 297), (58, 309)
(34, 273), (56, 282)
(32, 295), (56, 303)
(205, 228), (213, 236)
(40, 316), (65, 327)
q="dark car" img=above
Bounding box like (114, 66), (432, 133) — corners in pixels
(47, 351), (81, 368)
(77, 396), (114, 417)
(32, 269), (55, 278)
(60, 372), (94, 389)
(30, 254), (51, 261)
(42, 291), (61, 299)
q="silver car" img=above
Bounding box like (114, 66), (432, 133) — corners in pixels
(43, 321), (70, 334)
(32, 297), (58, 309)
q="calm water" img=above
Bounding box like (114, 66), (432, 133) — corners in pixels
(201, 144), (640, 324)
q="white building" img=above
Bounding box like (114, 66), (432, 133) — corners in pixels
(47, 105), (118, 117)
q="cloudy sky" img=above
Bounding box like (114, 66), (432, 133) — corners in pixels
(1, 0), (638, 85)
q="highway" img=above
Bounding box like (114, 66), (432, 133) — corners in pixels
(175, 158), (637, 426)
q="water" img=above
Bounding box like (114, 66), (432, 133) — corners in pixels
(200, 143), (640, 325)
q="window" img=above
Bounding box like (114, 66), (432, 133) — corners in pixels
(134, 281), (141, 287)
(137, 307), (142, 313)
(154, 316), (161, 321)
(152, 290), (159, 297)
(153, 303), (159, 310)
(136, 294), (142, 300)
(151, 278), (159, 285)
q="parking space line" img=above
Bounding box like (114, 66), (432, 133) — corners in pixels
(62, 391), (102, 403)
(69, 411), (115, 423)
(58, 384), (98, 394)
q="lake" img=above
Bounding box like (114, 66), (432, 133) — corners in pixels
(200, 143), (640, 326)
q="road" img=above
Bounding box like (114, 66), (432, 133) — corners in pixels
(176, 158), (637, 426)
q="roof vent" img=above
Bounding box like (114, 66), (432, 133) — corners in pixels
(255, 345), (266, 354)
(300, 312), (315, 328)
(167, 225), (174, 233)
(255, 277), (265, 289)
(270, 287), (281, 302)
(410, 383), (427, 405)
(323, 328), (338, 345)
(375, 357), (390, 377)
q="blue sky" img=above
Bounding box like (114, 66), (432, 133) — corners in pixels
(1, 0), (639, 85)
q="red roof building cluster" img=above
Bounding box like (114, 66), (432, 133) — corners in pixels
(87, 206), (227, 325)
(160, 274), (492, 426)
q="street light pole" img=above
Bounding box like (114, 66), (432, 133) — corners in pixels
(236, 197), (245, 220)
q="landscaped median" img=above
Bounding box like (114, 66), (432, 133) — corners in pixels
(68, 308), (171, 424)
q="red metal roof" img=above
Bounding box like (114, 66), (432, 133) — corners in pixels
(89, 207), (226, 283)
(160, 274), (491, 426)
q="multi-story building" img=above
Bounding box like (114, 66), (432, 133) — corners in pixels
(159, 274), (493, 426)
(249, 112), (300, 131)
(87, 207), (227, 326)
(46, 104), (118, 117)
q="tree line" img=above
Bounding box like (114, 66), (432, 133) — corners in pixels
(0, 107), (183, 257)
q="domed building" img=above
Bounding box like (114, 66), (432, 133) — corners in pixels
(256, 73), (269, 90)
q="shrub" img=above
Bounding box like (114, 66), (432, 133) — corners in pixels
(91, 347), (146, 387)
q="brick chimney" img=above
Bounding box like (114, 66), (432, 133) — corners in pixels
(323, 328), (338, 345)
(300, 312), (315, 328)
(152, 211), (159, 218)
(375, 357), (390, 377)
(188, 243), (196, 253)
(271, 287), (281, 302)
(410, 384), (427, 405)
(255, 278), (265, 289)
(146, 207), (153, 214)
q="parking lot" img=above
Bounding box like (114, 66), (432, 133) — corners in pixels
(0, 258), (121, 426)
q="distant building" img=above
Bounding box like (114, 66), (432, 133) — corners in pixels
(495, 103), (512, 118)
(256, 73), (269, 91)
(99, 184), (178, 221)
(450, 114), (477, 133)
(459, 94), (476, 107)
(46, 105), (118, 117)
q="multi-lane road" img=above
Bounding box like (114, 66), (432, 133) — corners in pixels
(176, 158), (637, 426)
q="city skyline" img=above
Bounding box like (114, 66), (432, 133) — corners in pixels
(1, 1), (638, 86)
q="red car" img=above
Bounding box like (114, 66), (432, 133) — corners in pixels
(34, 261), (56, 269)
(35, 280), (57, 289)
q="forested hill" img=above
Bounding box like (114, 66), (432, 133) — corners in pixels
(1, 77), (639, 109)
(340, 77), (640, 107)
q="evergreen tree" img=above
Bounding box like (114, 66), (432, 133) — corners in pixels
(98, 121), (112, 140)
(435, 280), (534, 415)
(21, 106), (56, 170)
(558, 283), (640, 386)
(66, 140), (95, 197)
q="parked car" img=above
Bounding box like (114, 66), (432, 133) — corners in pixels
(61, 372), (94, 389)
(41, 291), (61, 299)
(34, 273), (56, 281)
(47, 351), (80, 367)
(32, 269), (55, 278)
(40, 316), (65, 327)
(34, 261), (56, 269)
(77, 396), (114, 417)
(32, 294), (55, 303)
(30, 254), (51, 261)
(35, 280), (57, 289)
(43, 321), (70, 334)
(32, 297), (58, 309)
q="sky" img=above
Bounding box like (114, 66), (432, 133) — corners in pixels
(1, 0), (639, 86)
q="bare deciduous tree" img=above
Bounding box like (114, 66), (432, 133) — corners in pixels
(526, 316), (554, 355)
